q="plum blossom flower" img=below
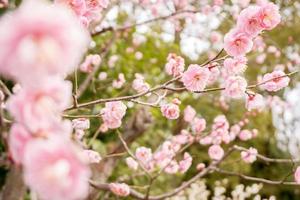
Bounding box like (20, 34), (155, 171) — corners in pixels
(261, 70), (290, 92)
(23, 137), (91, 200)
(239, 129), (252, 141)
(72, 118), (90, 130)
(165, 160), (179, 174)
(223, 56), (248, 75)
(112, 73), (126, 89)
(84, 150), (101, 163)
(109, 183), (130, 197)
(165, 53), (185, 77)
(191, 117), (206, 134)
(101, 101), (127, 129)
(237, 6), (263, 37)
(294, 167), (300, 184)
(79, 54), (101, 73)
(241, 147), (258, 163)
(224, 28), (253, 57)
(8, 124), (33, 164)
(161, 101), (180, 120)
(135, 147), (152, 164)
(208, 145), (224, 160)
(182, 64), (210, 92)
(125, 157), (139, 170)
(258, 2), (281, 30)
(224, 76), (247, 99)
(183, 105), (196, 123)
(245, 93), (265, 111)
(178, 152), (192, 173)
(7, 79), (72, 133)
(132, 73), (150, 93)
(0, 0), (90, 84)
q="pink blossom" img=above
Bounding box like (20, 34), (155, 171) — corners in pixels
(109, 183), (130, 197)
(7, 79), (72, 133)
(161, 102), (180, 120)
(294, 167), (300, 184)
(245, 93), (265, 111)
(191, 117), (206, 134)
(210, 31), (222, 43)
(224, 76), (247, 99)
(165, 53), (185, 77)
(178, 152), (192, 173)
(98, 72), (108, 80)
(0, 0), (90, 84)
(239, 129), (252, 141)
(213, 115), (229, 131)
(84, 150), (101, 163)
(182, 64), (210, 92)
(223, 56), (248, 75)
(101, 101), (127, 129)
(208, 145), (224, 160)
(55, 0), (87, 16)
(237, 6), (263, 37)
(258, 2), (281, 30)
(224, 28), (253, 57)
(72, 118), (90, 130)
(199, 136), (213, 145)
(135, 147), (152, 163)
(261, 70), (290, 92)
(74, 129), (85, 141)
(165, 160), (179, 174)
(125, 157), (139, 170)
(23, 137), (91, 200)
(196, 163), (206, 171)
(8, 124), (33, 164)
(112, 73), (126, 89)
(79, 54), (101, 73)
(241, 147), (258, 163)
(183, 105), (196, 123)
(132, 73), (150, 93)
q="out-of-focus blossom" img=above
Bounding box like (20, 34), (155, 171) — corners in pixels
(7, 79), (72, 133)
(72, 118), (90, 130)
(261, 70), (290, 92)
(182, 64), (210, 92)
(101, 101), (127, 129)
(98, 72), (107, 80)
(0, 0), (89, 84)
(161, 101), (180, 120)
(109, 183), (130, 197)
(224, 28), (253, 57)
(183, 105), (196, 123)
(23, 137), (91, 200)
(239, 129), (252, 141)
(224, 76), (247, 99)
(165, 53), (185, 77)
(245, 93), (265, 111)
(237, 6), (263, 37)
(112, 73), (126, 89)
(125, 157), (138, 170)
(258, 2), (281, 30)
(191, 117), (206, 134)
(223, 56), (248, 75)
(8, 124), (33, 164)
(241, 147), (258, 163)
(178, 152), (192, 173)
(135, 147), (152, 164)
(165, 160), (179, 174)
(208, 145), (224, 160)
(79, 54), (101, 73)
(132, 73), (150, 93)
(84, 150), (101, 163)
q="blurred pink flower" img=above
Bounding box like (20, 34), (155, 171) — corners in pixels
(224, 76), (247, 99)
(0, 0), (89, 84)
(182, 64), (210, 92)
(245, 93), (265, 111)
(223, 56), (248, 75)
(183, 105), (196, 123)
(239, 129), (252, 141)
(109, 183), (130, 197)
(23, 137), (91, 200)
(191, 117), (206, 134)
(161, 102), (180, 120)
(178, 152), (192, 173)
(84, 150), (101, 163)
(261, 70), (290, 92)
(224, 28), (253, 57)
(125, 157), (139, 170)
(72, 118), (90, 130)
(241, 147), (258, 163)
(132, 73), (150, 93)
(8, 124), (33, 164)
(258, 2), (281, 30)
(101, 101), (127, 129)
(135, 147), (152, 164)
(237, 6), (263, 37)
(208, 145), (224, 160)
(165, 53), (185, 77)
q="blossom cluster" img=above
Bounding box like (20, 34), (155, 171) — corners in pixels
(0, 0), (98, 199)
